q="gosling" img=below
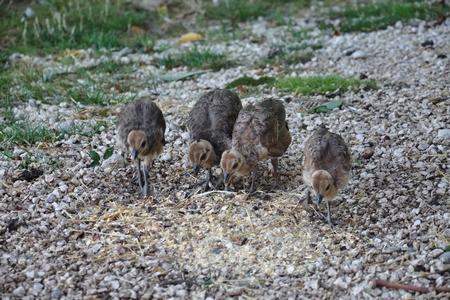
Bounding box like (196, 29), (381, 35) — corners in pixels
(117, 99), (166, 197)
(220, 99), (291, 192)
(188, 89), (242, 190)
(303, 126), (352, 226)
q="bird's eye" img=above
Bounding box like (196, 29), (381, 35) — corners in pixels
(326, 184), (331, 191)
(200, 153), (207, 161)
(141, 141), (146, 148)
(232, 162), (238, 169)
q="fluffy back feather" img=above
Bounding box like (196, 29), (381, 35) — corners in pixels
(232, 99), (291, 166)
(117, 99), (166, 153)
(188, 89), (242, 158)
(303, 126), (351, 190)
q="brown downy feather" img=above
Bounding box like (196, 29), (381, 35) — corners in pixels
(188, 89), (242, 169)
(117, 99), (166, 165)
(303, 126), (352, 201)
(221, 98), (291, 184)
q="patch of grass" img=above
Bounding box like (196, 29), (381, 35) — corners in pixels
(203, 0), (310, 24)
(205, 25), (253, 43)
(0, 117), (110, 148)
(88, 60), (135, 74)
(260, 48), (315, 68)
(157, 48), (232, 71)
(0, 122), (58, 146)
(1, 97), (16, 124)
(0, 0), (157, 57)
(275, 75), (377, 95)
(2, 61), (136, 105)
(260, 42), (322, 68)
(68, 87), (135, 106)
(226, 76), (275, 89)
(328, 1), (450, 33)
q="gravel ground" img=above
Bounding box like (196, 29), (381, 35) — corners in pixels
(1, 13), (450, 300)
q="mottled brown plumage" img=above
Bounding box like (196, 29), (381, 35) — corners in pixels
(303, 126), (352, 225)
(117, 99), (166, 197)
(188, 89), (242, 190)
(220, 99), (291, 191)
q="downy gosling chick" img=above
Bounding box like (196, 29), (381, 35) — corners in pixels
(117, 99), (166, 197)
(188, 89), (242, 190)
(303, 126), (352, 226)
(220, 99), (291, 192)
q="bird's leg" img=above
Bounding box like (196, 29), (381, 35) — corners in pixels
(303, 189), (311, 207)
(136, 159), (144, 191)
(142, 163), (154, 197)
(271, 158), (279, 189)
(326, 201), (334, 227)
(249, 169), (257, 193)
(204, 168), (214, 191)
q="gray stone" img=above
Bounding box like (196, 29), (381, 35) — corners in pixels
(101, 153), (126, 169)
(429, 248), (444, 258)
(437, 129), (450, 139)
(58, 120), (75, 132)
(51, 289), (63, 299)
(333, 277), (348, 289)
(23, 7), (35, 19)
(13, 286), (26, 297)
(351, 50), (368, 59)
(25, 270), (35, 279)
(32, 283), (43, 295)
(439, 252), (450, 264)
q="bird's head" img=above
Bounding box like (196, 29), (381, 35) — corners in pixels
(189, 139), (217, 175)
(220, 149), (246, 190)
(311, 170), (336, 205)
(127, 130), (148, 160)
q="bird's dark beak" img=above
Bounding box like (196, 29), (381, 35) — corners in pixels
(193, 165), (200, 176)
(315, 194), (323, 206)
(131, 148), (138, 160)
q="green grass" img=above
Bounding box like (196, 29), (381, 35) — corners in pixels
(0, 120), (109, 148)
(1, 97), (16, 124)
(157, 48), (232, 71)
(258, 27), (322, 67)
(0, 97), (109, 148)
(275, 75), (377, 95)
(203, 0), (310, 24)
(260, 48), (315, 68)
(0, 0), (156, 58)
(259, 42), (322, 67)
(1, 61), (136, 105)
(329, 1), (450, 33)
(68, 87), (135, 106)
(0, 122), (58, 146)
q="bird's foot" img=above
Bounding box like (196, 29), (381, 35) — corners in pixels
(247, 183), (256, 194)
(141, 182), (155, 198)
(302, 191), (311, 208)
(326, 215), (335, 227)
(190, 178), (215, 192)
(248, 170), (257, 193)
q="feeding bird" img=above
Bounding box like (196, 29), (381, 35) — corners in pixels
(302, 126), (352, 226)
(220, 98), (291, 192)
(117, 99), (166, 197)
(188, 89), (242, 190)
